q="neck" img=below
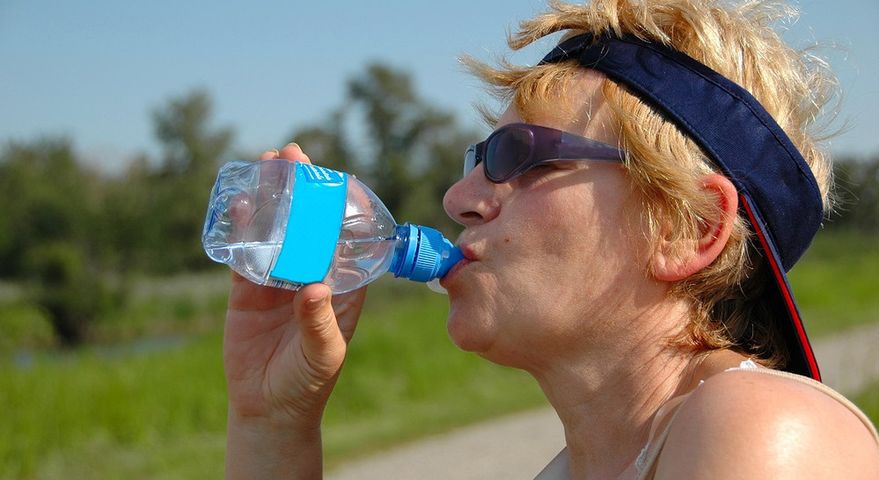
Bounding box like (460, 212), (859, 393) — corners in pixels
(527, 305), (703, 479)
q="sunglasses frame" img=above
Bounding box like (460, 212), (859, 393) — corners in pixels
(464, 123), (626, 183)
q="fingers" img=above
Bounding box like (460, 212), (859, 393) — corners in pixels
(259, 149), (279, 160)
(260, 143), (312, 163)
(292, 283), (346, 377)
(228, 271), (296, 313)
(253, 142), (310, 216)
(279, 143), (312, 164)
(332, 286), (367, 343)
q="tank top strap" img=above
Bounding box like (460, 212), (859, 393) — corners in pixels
(634, 391), (693, 480)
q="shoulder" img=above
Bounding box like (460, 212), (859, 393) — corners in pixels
(653, 368), (879, 480)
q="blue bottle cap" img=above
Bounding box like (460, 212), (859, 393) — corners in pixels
(393, 224), (463, 282)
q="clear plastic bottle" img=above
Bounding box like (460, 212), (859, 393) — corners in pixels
(202, 160), (462, 294)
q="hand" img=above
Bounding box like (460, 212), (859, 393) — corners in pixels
(223, 144), (367, 478)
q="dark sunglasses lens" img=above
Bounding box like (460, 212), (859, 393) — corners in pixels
(486, 127), (534, 181)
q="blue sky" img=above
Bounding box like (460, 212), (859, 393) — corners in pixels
(2, 1), (877, 174)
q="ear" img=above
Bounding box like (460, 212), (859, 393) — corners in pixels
(651, 174), (738, 282)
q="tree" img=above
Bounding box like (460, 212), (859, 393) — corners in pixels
(288, 63), (477, 236)
(829, 155), (879, 232)
(97, 153), (157, 271)
(0, 137), (99, 277)
(289, 109), (354, 173)
(0, 137), (120, 345)
(153, 89), (234, 179)
(24, 242), (118, 346)
(347, 63), (457, 215)
(146, 89), (235, 272)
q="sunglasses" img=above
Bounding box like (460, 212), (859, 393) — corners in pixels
(464, 123), (626, 183)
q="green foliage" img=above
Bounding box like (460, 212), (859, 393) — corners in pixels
(89, 89), (235, 275)
(0, 332), (228, 479)
(147, 89), (235, 272)
(0, 299), (55, 353)
(0, 138), (119, 345)
(153, 89), (234, 179)
(789, 231), (879, 337)
(23, 242), (123, 346)
(0, 137), (100, 278)
(0, 280), (544, 479)
(97, 155), (157, 270)
(828, 156), (879, 232)
(290, 109), (354, 172)
(0, 89), (234, 344)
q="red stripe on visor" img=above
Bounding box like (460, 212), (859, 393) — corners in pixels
(740, 194), (821, 381)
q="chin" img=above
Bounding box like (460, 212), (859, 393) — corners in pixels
(446, 303), (495, 354)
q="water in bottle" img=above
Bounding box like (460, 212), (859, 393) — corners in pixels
(202, 160), (462, 294)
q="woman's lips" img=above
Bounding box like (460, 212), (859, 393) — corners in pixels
(440, 244), (478, 288)
(440, 258), (472, 287)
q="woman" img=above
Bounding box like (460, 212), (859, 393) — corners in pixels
(223, 0), (879, 478)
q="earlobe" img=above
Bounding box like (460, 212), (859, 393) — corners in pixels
(651, 174), (738, 282)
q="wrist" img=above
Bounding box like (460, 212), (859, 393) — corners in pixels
(226, 409), (324, 479)
(227, 406), (322, 442)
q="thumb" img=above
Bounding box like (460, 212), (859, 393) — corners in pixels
(293, 284), (346, 377)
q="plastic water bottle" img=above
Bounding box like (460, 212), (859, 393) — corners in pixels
(202, 159), (463, 294)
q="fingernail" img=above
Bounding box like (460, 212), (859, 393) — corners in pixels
(270, 148), (279, 156)
(285, 142), (300, 149)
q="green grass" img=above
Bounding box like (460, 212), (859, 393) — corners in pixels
(0, 301), (56, 353)
(0, 279), (543, 479)
(788, 231), (879, 337)
(0, 332), (228, 479)
(0, 230), (876, 478)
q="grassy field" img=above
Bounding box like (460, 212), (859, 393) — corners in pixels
(0, 279), (544, 479)
(788, 230), (879, 337)
(0, 230), (876, 478)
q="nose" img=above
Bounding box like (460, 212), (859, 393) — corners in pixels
(443, 162), (502, 227)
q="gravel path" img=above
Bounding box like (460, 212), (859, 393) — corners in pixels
(327, 321), (879, 479)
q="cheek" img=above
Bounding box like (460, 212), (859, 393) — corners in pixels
(470, 197), (590, 327)
(501, 175), (648, 309)
(506, 187), (604, 267)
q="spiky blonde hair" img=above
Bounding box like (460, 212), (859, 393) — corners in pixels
(463, 0), (837, 367)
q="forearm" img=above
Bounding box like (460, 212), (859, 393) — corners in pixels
(225, 410), (324, 480)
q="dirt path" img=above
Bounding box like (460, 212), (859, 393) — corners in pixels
(327, 321), (879, 479)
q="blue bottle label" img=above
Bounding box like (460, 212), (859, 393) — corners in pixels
(270, 163), (348, 284)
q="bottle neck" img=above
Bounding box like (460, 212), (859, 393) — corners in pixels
(389, 223), (463, 282)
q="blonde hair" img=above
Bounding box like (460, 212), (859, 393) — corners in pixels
(464, 0), (838, 366)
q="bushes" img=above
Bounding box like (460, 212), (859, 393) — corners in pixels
(0, 90), (229, 345)
(23, 243), (123, 346)
(829, 156), (879, 232)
